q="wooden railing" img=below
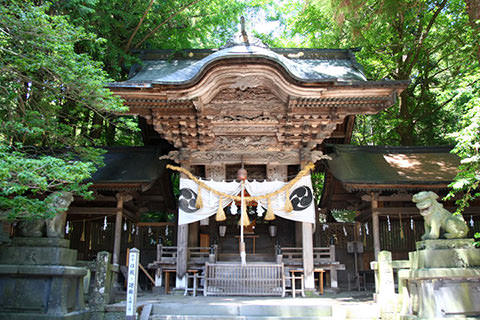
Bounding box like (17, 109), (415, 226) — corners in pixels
(204, 263), (285, 296)
(279, 246), (345, 288)
(281, 246), (337, 265)
(149, 245), (217, 270)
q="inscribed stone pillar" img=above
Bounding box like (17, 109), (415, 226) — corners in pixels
(377, 251), (396, 318)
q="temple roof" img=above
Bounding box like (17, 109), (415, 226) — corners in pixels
(91, 147), (165, 185)
(112, 45), (371, 88)
(327, 145), (459, 190)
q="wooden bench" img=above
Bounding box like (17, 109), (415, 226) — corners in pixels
(280, 246), (345, 289)
(148, 245), (216, 288)
(204, 263), (285, 296)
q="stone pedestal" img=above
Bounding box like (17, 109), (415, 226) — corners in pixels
(405, 239), (480, 320)
(0, 238), (89, 319)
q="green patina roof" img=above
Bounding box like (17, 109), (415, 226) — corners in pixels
(91, 147), (165, 184)
(327, 145), (459, 189)
(114, 46), (367, 88)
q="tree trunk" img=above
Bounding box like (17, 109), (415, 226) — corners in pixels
(396, 88), (416, 145)
(465, 0), (480, 60)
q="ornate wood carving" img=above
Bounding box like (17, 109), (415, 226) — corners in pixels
(266, 165), (288, 182)
(111, 62), (406, 162)
(189, 151), (300, 165)
(205, 165), (226, 181)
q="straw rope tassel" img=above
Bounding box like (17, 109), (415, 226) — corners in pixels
(284, 189), (293, 213)
(264, 197), (275, 221)
(195, 187), (203, 209)
(166, 162), (315, 202)
(216, 197), (226, 222)
(80, 219), (85, 242)
(239, 197), (250, 226)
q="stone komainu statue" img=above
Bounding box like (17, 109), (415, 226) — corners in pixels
(412, 191), (469, 240)
(16, 191), (74, 238)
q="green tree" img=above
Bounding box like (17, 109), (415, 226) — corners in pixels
(287, 0), (478, 146)
(0, 1), (126, 219)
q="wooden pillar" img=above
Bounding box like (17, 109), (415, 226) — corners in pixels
(371, 192), (381, 260)
(298, 159), (315, 291)
(176, 163), (191, 289)
(302, 222), (315, 290)
(295, 222), (302, 246)
(188, 222), (199, 247)
(113, 193), (124, 266)
(176, 224), (188, 288)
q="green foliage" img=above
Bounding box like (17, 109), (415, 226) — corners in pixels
(445, 75), (480, 213)
(283, 0), (479, 147)
(0, 1), (125, 219)
(311, 172), (325, 205)
(140, 211), (175, 223)
(330, 209), (357, 223)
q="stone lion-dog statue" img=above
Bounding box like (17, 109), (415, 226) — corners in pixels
(412, 191), (469, 240)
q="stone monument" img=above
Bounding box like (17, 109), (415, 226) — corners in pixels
(402, 191), (480, 319)
(0, 191), (89, 319)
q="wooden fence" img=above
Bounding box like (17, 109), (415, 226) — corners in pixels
(204, 263), (285, 296)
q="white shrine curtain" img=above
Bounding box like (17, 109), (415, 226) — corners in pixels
(178, 175), (315, 225)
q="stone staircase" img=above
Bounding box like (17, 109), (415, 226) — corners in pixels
(104, 293), (379, 320)
(147, 301), (378, 320)
(102, 296), (379, 320)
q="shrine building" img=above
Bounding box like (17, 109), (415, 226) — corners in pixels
(103, 29), (408, 292)
(58, 27), (417, 297)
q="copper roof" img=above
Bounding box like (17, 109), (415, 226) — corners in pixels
(327, 145), (459, 190)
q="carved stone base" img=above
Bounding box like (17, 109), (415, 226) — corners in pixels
(0, 237), (88, 319)
(404, 239), (480, 319)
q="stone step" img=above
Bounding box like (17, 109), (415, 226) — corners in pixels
(151, 303), (332, 317)
(151, 316), (332, 320)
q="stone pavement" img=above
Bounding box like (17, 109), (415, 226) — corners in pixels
(103, 291), (379, 320)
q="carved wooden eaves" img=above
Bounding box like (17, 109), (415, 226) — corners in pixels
(111, 62), (406, 160)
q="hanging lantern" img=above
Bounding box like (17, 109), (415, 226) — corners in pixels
(219, 225), (227, 237)
(103, 216), (107, 231)
(387, 215), (391, 231)
(268, 225), (277, 237)
(364, 222), (369, 235)
(470, 216), (474, 227)
(123, 220), (127, 231)
(410, 216), (414, 230)
(65, 221), (70, 234)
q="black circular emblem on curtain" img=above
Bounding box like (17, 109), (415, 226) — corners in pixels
(178, 188), (198, 213)
(289, 186), (313, 211)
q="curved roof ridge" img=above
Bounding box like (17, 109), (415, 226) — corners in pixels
(123, 44), (367, 86)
